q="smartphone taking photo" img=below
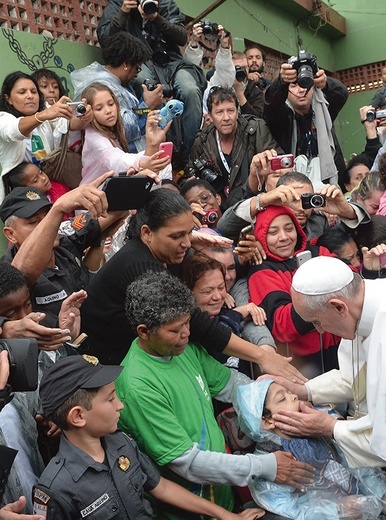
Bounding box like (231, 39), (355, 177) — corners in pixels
(159, 141), (173, 160)
(102, 175), (154, 211)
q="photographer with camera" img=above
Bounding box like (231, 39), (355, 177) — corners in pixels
(186, 86), (282, 210)
(97, 0), (207, 164)
(185, 22), (235, 120)
(263, 51), (348, 187)
(232, 46), (271, 119)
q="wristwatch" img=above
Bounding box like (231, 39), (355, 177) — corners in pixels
(254, 194), (266, 212)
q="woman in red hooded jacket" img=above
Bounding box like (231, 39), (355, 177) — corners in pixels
(248, 205), (340, 378)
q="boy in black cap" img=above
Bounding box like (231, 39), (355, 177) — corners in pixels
(33, 354), (261, 520)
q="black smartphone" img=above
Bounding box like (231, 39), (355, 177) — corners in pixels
(102, 175), (154, 211)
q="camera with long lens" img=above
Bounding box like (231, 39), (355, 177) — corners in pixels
(198, 20), (219, 38)
(143, 79), (173, 99)
(0, 338), (39, 392)
(138, 0), (157, 15)
(288, 50), (318, 89)
(191, 158), (218, 184)
(235, 66), (247, 83)
(301, 193), (326, 209)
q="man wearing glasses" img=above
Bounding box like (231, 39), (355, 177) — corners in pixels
(97, 0), (206, 165)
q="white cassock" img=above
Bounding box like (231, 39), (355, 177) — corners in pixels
(307, 279), (386, 468)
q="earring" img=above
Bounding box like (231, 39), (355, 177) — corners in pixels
(123, 65), (128, 71)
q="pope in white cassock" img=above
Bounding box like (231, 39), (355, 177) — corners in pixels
(269, 256), (386, 468)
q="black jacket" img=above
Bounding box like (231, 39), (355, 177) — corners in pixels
(263, 76), (348, 180)
(187, 115), (281, 209)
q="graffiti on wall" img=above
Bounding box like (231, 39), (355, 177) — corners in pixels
(3, 29), (75, 95)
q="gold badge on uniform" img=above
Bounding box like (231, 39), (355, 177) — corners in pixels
(118, 456), (131, 471)
(26, 190), (41, 201)
(82, 355), (99, 366)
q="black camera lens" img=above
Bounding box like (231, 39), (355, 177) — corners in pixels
(201, 168), (217, 184)
(288, 50), (318, 90)
(144, 79), (157, 91)
(309, 194), (326, 208)
(235, 66), (247, 83)
(366, 109), (376, 122)
(162, 84), (173, 98)
(192, 159), (218, 185)
(75, 103), (87, 116)
(297, 65), (314, 89)
(140, 0), (157, 15)
(0, 338), (39, 392)
(256, 77), (267, 90)
(199, 20), (219, 37)
(207, 211), (218, 224)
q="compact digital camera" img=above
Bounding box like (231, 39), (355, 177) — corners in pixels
(67, 101), (86, 116)
(270, 154), (294, 171)
(301, 193), (326, 209)
(0, 338), (39, 392)
(197, 208), (219, 227)
(158, 99), (184, 128)
(288, 50), (318, 89)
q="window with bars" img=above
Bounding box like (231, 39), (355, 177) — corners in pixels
(335, 63), (386, 94)
(0, 0), (108, 45)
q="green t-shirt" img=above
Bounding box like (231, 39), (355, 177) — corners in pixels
(116, 339), (233, 519)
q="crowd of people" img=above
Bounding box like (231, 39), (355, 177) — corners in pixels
(1, 0), (386, 518)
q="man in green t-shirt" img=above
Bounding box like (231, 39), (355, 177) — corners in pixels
(115, 271), (315, 520)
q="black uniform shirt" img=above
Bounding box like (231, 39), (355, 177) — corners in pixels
(32, 430), (160, 519)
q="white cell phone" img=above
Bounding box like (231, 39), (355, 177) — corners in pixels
(296, 251), (312, 268)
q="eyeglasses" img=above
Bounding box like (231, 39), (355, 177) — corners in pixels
(194, 191), (213, 206)
(136, 64), (142, 73)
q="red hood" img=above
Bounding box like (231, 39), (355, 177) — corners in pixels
(254, 205), (307, 261)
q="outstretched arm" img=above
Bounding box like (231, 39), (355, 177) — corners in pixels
(150, 477), (265, 520)
(11, 172), (112, 287)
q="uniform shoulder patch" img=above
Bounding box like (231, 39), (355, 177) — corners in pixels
(33, 487), (50, 504)
(33, 502), (48, 519)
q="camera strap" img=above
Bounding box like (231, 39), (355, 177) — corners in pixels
(216, 130), (231, 174)
(198, 40), (219, 52)
(132, 108), (152, 116)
